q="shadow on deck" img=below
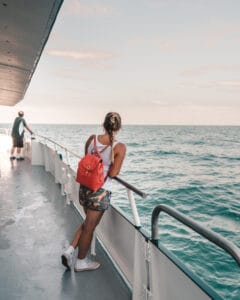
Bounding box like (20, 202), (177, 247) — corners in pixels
(0, 137), (131, 300)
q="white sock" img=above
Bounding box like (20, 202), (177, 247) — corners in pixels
(65, 245), (74, 255)
(78, 258), (86, 262)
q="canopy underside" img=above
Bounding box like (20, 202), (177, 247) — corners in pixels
(0, 0), (63, 106)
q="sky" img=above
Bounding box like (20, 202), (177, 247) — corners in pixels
(1, 0), (240, 125)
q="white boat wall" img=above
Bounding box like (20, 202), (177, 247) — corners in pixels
(28, 137), (240, 300)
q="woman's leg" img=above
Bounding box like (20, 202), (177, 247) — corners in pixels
(70, 224), (83, 249)
(77, 209), (104, 259)
(70, 207), (87, 249)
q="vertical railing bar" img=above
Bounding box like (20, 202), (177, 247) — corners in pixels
(127, 188), (141, 228)
(65, 149), (70, 165)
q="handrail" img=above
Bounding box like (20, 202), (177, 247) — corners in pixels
(113, 176), (147, 198)
(0, 128), (10, 135)
(34, 133), (80, 159)
(151, 204), (240, 267)
(34, 133), (147, 199)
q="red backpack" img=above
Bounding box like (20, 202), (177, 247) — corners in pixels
(76, 135), (109, 192)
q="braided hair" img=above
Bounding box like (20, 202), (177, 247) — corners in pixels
(103, 112), (122, 163)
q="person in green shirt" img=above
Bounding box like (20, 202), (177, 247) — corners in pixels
(10, 111), (33, 160)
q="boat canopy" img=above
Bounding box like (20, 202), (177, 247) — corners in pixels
(0, 0), (63, 106)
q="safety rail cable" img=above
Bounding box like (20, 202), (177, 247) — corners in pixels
(34, 133), (146, 197)
(33, 133), (79, 160)
(0, 128), (10, 135)
(151, 204), (240, 266)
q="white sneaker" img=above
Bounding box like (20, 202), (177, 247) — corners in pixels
(61, 245), (74, 270)
(74, 258), (100, 272)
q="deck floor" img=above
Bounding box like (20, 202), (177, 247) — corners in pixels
(0, 136), (131, 300)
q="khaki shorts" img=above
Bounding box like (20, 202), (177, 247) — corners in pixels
(79, 185), (111, 211)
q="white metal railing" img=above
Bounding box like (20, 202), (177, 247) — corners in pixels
(29, 133), (240, 299)
(0, 128), (10, 135)
(152, 204), (240, 267)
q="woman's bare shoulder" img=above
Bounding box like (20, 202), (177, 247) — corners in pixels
(114, 142), (126, 153)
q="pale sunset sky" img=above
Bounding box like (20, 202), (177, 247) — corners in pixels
(1, 0), (240, 125)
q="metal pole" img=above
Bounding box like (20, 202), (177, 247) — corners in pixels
(65, 149), (70, 165)
(127, 189), (141, 228)
(151, 204), (240, 267)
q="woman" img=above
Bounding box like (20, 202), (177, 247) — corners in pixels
(62, 112), (126, 272)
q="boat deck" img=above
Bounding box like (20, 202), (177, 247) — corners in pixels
(0, 136), (131, 300)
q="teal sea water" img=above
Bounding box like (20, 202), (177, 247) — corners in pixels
(2, 124), (240, 299)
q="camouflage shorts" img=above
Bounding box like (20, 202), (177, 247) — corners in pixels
(79, 185), (111, 211)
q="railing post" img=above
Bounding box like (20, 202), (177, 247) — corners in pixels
(65, 149), (70, 165)
(151, 206), (160, 247)
(127, 189), (141, 228)
(61, 167), (67, 196)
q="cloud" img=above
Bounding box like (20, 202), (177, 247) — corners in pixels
(215, 80), (240, 89)
(180, 65), (240, 77)
(48, 50), (115, 61)
(64, 0), (114, 17)
(178, 80), (240, 94)
(47, 49), (116, 70)
(51, 68), (90, 80)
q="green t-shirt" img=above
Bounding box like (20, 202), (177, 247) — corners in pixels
(11, 117), (27, 138)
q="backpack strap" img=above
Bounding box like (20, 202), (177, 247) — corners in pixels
(94, 135), (109, 154)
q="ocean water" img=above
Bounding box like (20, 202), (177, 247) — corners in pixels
(3, 124), (240, 299)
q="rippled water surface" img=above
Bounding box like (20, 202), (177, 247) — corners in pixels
(3, 124), (240, 299)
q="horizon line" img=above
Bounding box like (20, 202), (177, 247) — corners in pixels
(1, 122), (240, 126)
